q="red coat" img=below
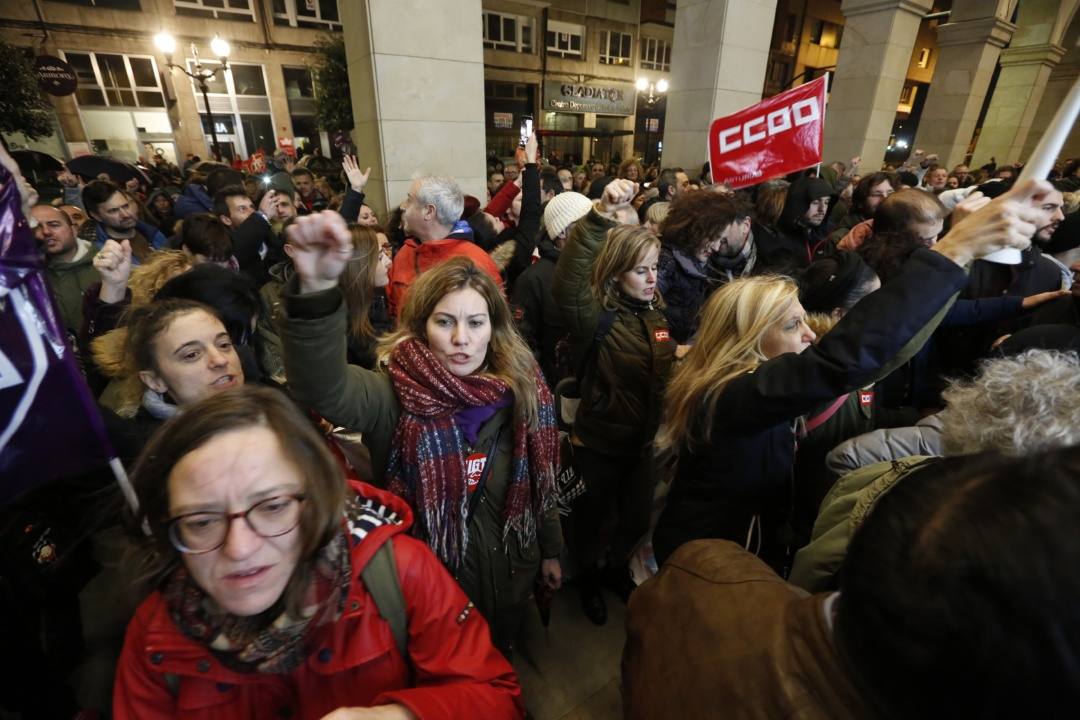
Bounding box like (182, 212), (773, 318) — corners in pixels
(388, 237), (504, 318)
(113, 482), (524, 719)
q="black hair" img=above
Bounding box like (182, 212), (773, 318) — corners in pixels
(179, 214), (233, 262)
(212, 184), (251, 219)
(466, 212), (500, 252)
(798, 252), (879, 314)
(835, 447), (1080, 719)
(540, 173), (563, 198)
(154, 264), (259, 346)
(658, 167), (683, 199)
(290, 167), (314, 180)
(852, 172), (897, 217)
(896, 171), (918, 188)
(82, 179), (123, 216)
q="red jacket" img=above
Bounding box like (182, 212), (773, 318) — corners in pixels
(388, 237), (504, 318)
(113, 482), (524, 720)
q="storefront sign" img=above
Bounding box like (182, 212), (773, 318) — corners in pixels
(34, 56), (78, 97)
(543, 80), (636, 116)
(493, 112), (514, 129)
(708, 75), (828, 189)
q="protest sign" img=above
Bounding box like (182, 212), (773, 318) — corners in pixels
(708, 76), (827, 189)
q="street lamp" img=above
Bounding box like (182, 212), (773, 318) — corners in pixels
(636, 77), (668, 166)
(155, 32), (231, 162)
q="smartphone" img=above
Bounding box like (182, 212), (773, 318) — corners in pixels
(519, 115), (533, 147)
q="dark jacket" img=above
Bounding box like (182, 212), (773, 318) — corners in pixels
(338, 187), (366, 223)
(230, 211), (273, 287)
(553, 208), (676, 455)
(624, 540), (869, 720)
(652, 248), (968, 572)
(276, 282), (562, 656)
(172, 183), (212, 219)
(503, 163), (543, 288)
(511, 238), (565, 384)
(759, 177), (835, 270)
(657, 245), (708, 344)
(938, 245), (1064, 376)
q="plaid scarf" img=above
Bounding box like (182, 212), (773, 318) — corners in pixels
(385, 337), (559, 569)
(161, 491), (400, 675)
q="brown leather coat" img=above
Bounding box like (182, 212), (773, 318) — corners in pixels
(622, 540), (870, 719)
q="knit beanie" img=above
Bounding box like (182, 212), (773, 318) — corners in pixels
(544, 191), (593, 238)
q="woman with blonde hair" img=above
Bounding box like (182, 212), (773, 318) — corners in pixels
(553, 178), (676, 625)
(278, 212), (563, 658)
(651, 179), (1056, 572)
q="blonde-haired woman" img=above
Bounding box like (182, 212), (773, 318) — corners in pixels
(651, 179), (1057, 573)
(553, 178), (677, 625)
(278, 211), (562, 659)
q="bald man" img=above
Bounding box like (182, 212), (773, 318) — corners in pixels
(32, 204), (100, 334)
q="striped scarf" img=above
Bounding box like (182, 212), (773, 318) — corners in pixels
(385, 337), (559, 569)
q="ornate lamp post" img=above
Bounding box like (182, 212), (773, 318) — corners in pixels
(636, 77), (668, 166)
(154, 32), (231, 161)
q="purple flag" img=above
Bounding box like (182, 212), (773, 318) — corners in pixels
(0, 164), (120, 505)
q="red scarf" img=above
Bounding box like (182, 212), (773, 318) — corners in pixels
(384, 337), (559, 569)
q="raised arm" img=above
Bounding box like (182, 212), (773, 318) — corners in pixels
(552, 179), (635, 345)
(277, 211), (400, 481)
(716, 179), (1049, 433)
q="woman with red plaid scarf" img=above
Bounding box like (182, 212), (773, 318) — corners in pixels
(278, 211), (563, 659)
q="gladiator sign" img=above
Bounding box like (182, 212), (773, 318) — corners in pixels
(543, 80), (636, 116)
(708, 75), (828, 190)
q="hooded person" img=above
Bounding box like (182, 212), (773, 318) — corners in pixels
(512, 191), (593, 383)
(758, 176), (835, 271)
(146, 188), (179, 236)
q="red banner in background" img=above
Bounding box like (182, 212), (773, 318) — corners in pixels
(708, 75), (827, 190)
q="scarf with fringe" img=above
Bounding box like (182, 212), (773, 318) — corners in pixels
(384, 337), (558, 569)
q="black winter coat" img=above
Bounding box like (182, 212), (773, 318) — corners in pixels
(657, 245), (708, 344)
(652, 248), (968, 572)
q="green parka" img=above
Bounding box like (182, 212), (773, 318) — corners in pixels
(277, 282), (562, 656)
(552, 207), (675, 455)
(45, 239), (99, 334)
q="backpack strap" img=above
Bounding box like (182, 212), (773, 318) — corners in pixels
(804, 394), (850, 434)
(360, 539), (409, 660)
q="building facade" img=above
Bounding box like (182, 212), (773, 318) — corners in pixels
(480, 0), (674, 166)
(1, 0), (332, 163)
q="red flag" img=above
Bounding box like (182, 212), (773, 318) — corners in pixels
(708, 76), (828, 190)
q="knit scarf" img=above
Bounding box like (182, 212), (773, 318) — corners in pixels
(384, 337), (559, 569)
(163, 519), (352, 675)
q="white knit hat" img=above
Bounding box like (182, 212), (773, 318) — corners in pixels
(543, 192), (593, 239)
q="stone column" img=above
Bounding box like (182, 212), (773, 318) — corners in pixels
(911, 13), (1015, 168)
(1020, 55), (1080, 160)
(822, 0), (934, 169)
(970, 42), (1065, 166)
(339, 0), (487, 218)
(661, 0), (778, 174)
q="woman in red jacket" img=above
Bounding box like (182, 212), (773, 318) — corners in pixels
(113, 385), (523, 720)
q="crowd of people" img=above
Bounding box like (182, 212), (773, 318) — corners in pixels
(4, 127), (1080, 719)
